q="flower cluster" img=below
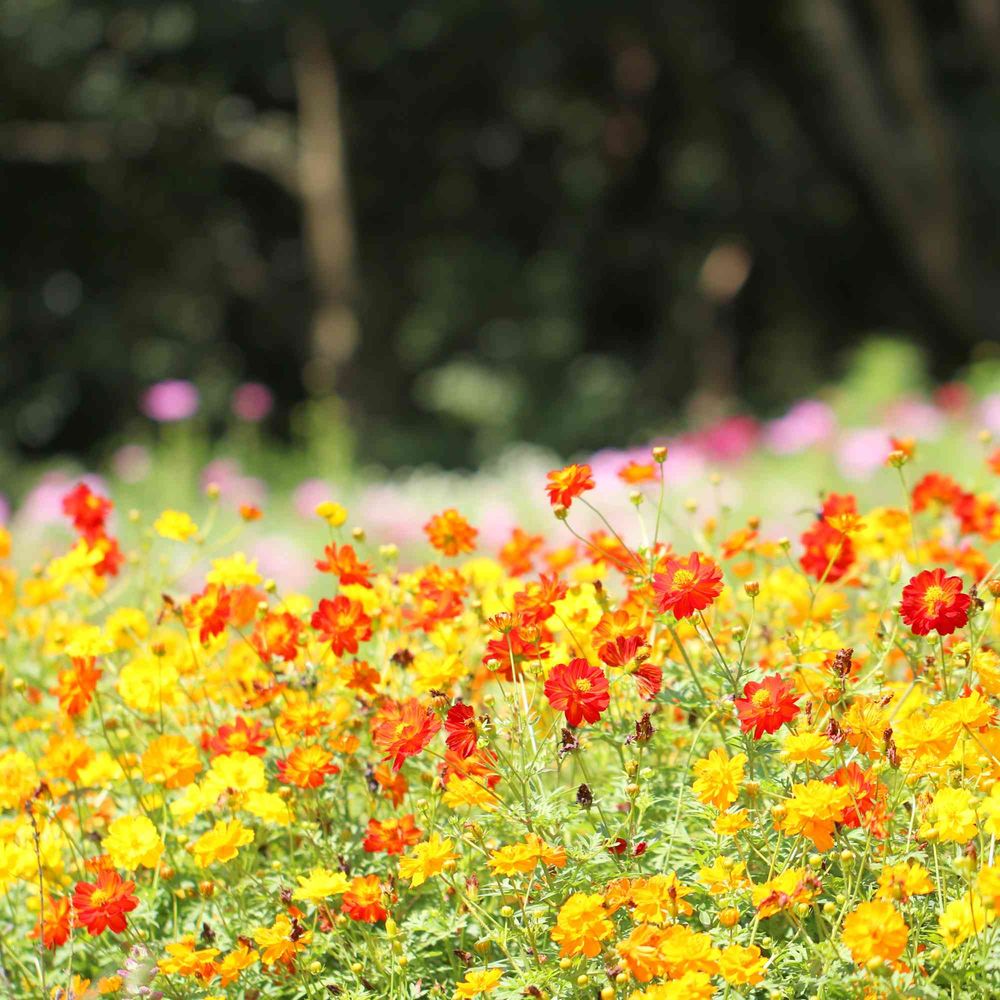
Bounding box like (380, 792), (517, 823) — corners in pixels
(4, 442), (1000, 999)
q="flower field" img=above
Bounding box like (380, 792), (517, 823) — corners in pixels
(8, 427), (1000, 999)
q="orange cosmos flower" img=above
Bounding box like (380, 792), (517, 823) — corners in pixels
(735, 675), (800, 739)
(54, 657), (102, 717)
(545, 463), (595, 509)
(652, 552), (723, 620)
(250, 611), (302, 663)
(371, 698), (442, 771)
(363, 814), (423, 855)
(341, 874), (389, 923)
(31, 894), (73, 949)
(72, 869), (139, 935)
(277, 745), (340, 788)
(311, 595), (372, 656)
(424, 508), (478, 556)
(498, 527), (544, 576)
(544, 659), (610, 727)
(900, 568), (971, 636)
(315, 543), (374, 588)
(372, 763), (408, 806)
(618, 460), (657, 484)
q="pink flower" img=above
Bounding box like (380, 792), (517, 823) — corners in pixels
(141, 380), (199, 422)
(764, 400), (835, 454)
(837, 428), (892, 480)
(231, 382), (274, 423)
(111, 444), (151, 483)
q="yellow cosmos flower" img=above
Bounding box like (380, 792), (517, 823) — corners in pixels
(191, 818), (254, 867)
(293, 867), (350, 901)
(399, 834), (458, 887)
(692, 747), (746, 811)
(206, 553), (261, 587)
(453, 968), (502, 998)
(841, 901), (908, 964)
(154, 509), (199, 542)
(103, 814), (164, 871)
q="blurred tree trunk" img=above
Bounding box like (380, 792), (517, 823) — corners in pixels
(799, 0), (980, 342)
(287, 16), (359, 394)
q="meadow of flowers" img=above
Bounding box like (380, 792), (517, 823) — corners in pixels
(8, 416), (1000, 999)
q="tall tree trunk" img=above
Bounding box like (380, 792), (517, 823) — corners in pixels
(287, 17), (359, 393)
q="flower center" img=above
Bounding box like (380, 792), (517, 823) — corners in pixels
(672, 569), (695, 589)
(574, 678), (592, 693)
(89, 887), (112, 907)
(751, 689), (773, 708)
(923, 584), (946, 612)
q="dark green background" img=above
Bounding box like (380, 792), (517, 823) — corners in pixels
(2, 1), (998, 468)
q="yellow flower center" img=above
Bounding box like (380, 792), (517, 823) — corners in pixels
(672, 569), (695, 589)
(923, 584), (946, 612)
(574, 678), (592, 693)
(89, 887), (112, 907)
(751, 689), (773, 708)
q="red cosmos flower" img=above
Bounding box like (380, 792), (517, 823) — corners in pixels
(735, 675), (800, 739)
(799, 520), (854, 583)
(250, 610), (303, 663)
(371, 698), (442, 771)
(184, 583), (231, 645)
(206, 716), (267, 758)
(62, 483), (112, 541)
(633, 662), (663, 700)
(341, 874), (389, 923)
(953, 491), (1000, 537)
(597, 634), (648, 669)
(821, 492), (858, 521)
(900, 568), (971, 636)
(31, 894), (73, 950)
(53, 657), (102, 717)
(544, 659), (610, 727)
(444, 702), (478, 759)
(826, 763), (887, 837)
(545, 463), (595, 509)
(482, 625), (550, 680)
(72, 869), (139, 935)
(315, 543), (374, 588)
(652, 552), (724, 620)
(424, 508), (478, 557)
(89, 535), (125, 578)
(363, 814), (423, 855)
(311, 595), (372, 656)
(911, 473), (961, 512)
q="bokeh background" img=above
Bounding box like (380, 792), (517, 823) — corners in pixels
(3, 0), (1000, 553)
